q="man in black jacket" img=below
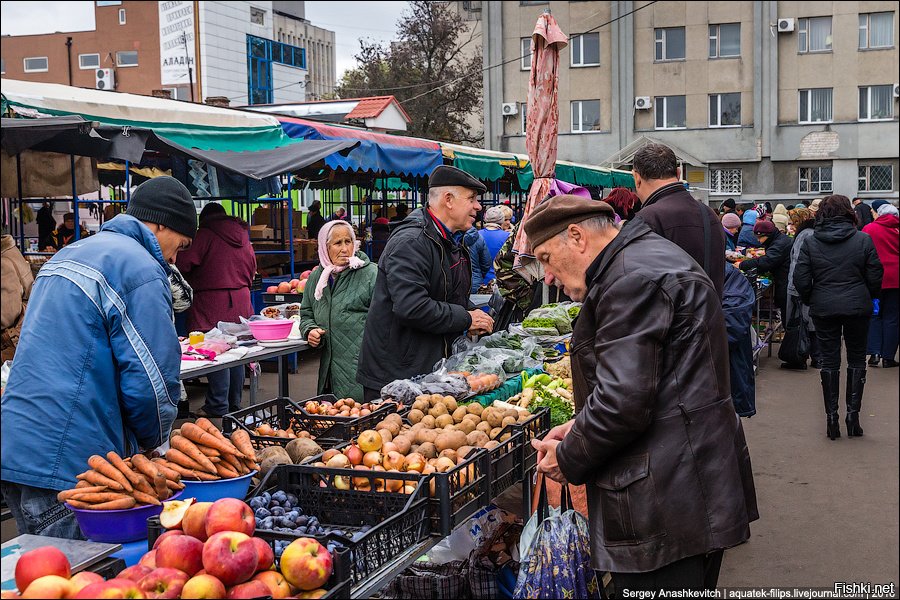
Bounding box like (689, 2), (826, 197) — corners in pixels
(852, 197), (873, 230)
(357, 166), (494, 400)
(629, 143), (725, 297)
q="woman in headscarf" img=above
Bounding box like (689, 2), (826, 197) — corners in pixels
(737, 207), (760, 248)
(786, 207), (820, 367)
(772, 204), (790, 233)
(298, 220), (378, 401)
(862, 202), (899, 368)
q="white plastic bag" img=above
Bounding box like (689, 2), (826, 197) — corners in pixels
(427, 505), (518, 564)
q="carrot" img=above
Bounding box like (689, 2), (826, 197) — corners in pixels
(149, 459), (182, 482)
(131, 454), (162, 481)
(106, 451), (143, 489)
(196, 444), (220, 458)
(229, 430), (257, 463)
(192, 470), (219, 481)
(166, 448), (213, 474)
(83, 497), (137, 510)
(133, 474), (156, 496)
(166, 479), (185, 491)
(214, 462), (239, 479)
(70, 491), (132, 504)
(171, 435), (217, 474)
(153, 473), (168, 500)
(58, 486), (107, 502)
(132, 490), (161, 506)
(159, 460), (202, 480)
(88, 455), (133, 492)
(65, 499), (96, 510)
(75, 480), (92, 489)
(181, 422), (244, 458)
(222, 452), (242, 473)
(80, 469), (126, 491)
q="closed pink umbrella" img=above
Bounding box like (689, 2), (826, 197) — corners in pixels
(513, 11), (568, 274)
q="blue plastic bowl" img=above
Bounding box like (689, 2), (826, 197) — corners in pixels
(180, 471), (257, 503)
(66, 490), (183, 543)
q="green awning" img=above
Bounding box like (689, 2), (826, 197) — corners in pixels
(452, 151), (507, 182)
(374, 177), (412, 191)
(613, 171), (635, 188)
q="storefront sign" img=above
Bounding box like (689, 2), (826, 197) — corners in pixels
(159, 1), (195, 86)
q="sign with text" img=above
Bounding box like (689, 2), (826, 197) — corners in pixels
(158, 0), (195, 86)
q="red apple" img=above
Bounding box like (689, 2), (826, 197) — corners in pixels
(137, 568), (188, 599)
(250, 538), (274, 573)
(289, 279), (301, 289)
(182, 502), (213, 541)
(277, 282), (292, 294)
(117, 565), (152, 583)
(252, 571), (292, 599)
(180, 574), (226, 599)
(21, 575), (72, 599)
(297, 280), (307, 293)
(279, 538), (333, 591)
(152, 530), (184, 550)
(15, 546), (71, 592)
(201, 531), (259, 587)
(205, 499), (255, 538)
(226, 581), (270, 599)
(156, 535), (204, 577)
(139, 551), (157, 570)
(300, 270), (312, 280)
(69, 571), (104, 594)
(266, 286), (279, 294)
(0, 593), (19, 599)
(297, 591), (328, 599)
(73, 579), (145, 599)
(158, 497), (195, 530)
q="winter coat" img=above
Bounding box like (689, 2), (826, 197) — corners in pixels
(631, 182), (725, 297)
(854, 202), (874, 230)
(1, 235), (34, 362)
(357, 209), (473, 392)
(793, 218), (883, 319)
(556, 220), (758, 573)
(479, 227), (510, 283)
(723, 263), (756, 417)
(299, 252), (377, 402)
(786, 225), (816, 332)
(176, 214), (257, 332)
(307, 211), (326, 240)
(464, 227), (492, 293)
(737, 210), (760, 248)
(862, 214), (899, 289)
(739, 228), (793, 311)
(1, 215), (180, 491)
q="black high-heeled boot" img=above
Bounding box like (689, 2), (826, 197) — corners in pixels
(820, 369), (841, 440)
(845, 367), (866, 437)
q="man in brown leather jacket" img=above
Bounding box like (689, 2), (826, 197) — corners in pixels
(525, 195), (758, 594)
(1, 234), (34, 363)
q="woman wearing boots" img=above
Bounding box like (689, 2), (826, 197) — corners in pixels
(793, 195), (883, 440)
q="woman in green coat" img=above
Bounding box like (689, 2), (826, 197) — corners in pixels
(299, 220), (377, 401)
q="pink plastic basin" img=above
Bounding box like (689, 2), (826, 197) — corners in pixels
(247, 318), (294, 341)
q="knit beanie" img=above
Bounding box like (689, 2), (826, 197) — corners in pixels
(871, 200), (888, 212)
(722, 213), (742, 228)
(753, 220), (777, 236)
(126, 176), (198, 239)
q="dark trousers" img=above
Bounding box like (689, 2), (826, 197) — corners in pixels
(1, 481), (85, 539)
(813, 315), (870, 370)
(611, 550), (724, 595)
(868, 289), (899, 361)
(204, 365), (244, 416)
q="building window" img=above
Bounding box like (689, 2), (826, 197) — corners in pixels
(858, 165), (893, 192)
(655, 96), (686, 129)
(709, 23), (740, 58)
(655, 27), (685, 61)
(570, 32), (600, 67)
(799, 166), (833, 194)
(247, 35), (306, 105)
(571, 100), (600, 133)
(519, 1), (549, 4)
(520, 102), (528, 135)
(118, 8), (126, 24)
(95, 1), (122, 5)
(520, 37), (531, 70)
(709, 93), (741, 127)
(859, 12), (894, 49)
(78, 53), (100, 69)
(23, 57), (49, 72)
(859, 85), (894, 121)
(799, 17), (832, 53)
(250, 7), (266, 26)
(116, 51), (138, 67)
(710, 169), (743, 195)
(799, 88), (832, 123)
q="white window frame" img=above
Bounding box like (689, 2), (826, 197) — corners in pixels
(520, 102), (528, 135)
(115, 50), (138, 67)
(798, 17), (833, 53)
(23, 57), (48, 73)
(859, 12), (895, 49)
(655, 27), (685, 61)
(709, 23), (741, 58)
(571, 100), (601, 133)
(654, 96), (687, 130)
(799, 166), (833, 194)
(709, 93), (741, 128)
(570, 32), (600, 67)
(859, 85), (894, 121)
(520, 37), (531, 70)
(709, 168), (743, 196)
(78, 53), (100, 70)
(798, 88), (833, 124)
(118, 8), (126, 25)
(858, 165), (894, 192)
(250, 6), (266, 26)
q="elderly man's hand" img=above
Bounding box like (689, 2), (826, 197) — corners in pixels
(532, 438), (567, 484)
(467, 310), (494, 335)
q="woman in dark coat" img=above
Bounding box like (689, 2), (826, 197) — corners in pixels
(723, 263), (756, 417)
(793, 195), (883, 440)
(739, 220), (793, 321)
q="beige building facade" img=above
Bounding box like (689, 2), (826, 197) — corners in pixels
(481, 1), (899, 203)
(272, 2), (335, 100)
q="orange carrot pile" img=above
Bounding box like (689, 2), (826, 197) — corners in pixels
(155, 418), (259, 482)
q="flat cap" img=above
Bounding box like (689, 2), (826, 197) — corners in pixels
(524, 194), (616, 249)
(428, 165), (487, 194)
(753, 220), (777, 236)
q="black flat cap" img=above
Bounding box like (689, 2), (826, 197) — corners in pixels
(428, 165), (487, 194)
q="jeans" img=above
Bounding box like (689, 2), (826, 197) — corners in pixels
(812, 315), (870, 370)
(203, 365), (245, 417)
(612, 550), (724, 594)
(873, 289), (899, 361)
(1, 481), (85, 539)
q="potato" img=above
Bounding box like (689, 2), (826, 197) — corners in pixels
(484, 440), (500, 450)
(393, 435), (412, 455)
(258, 445), (291, 463)
(378, 428), (393, 444)
(501, 416), (517, 428)
(434, 430), (467, 452)
(285, 438), (324, 464)
(456, 420), (476, 435)
(418, 442), (437, 459)
(476, 421), (492, 434)
(438, 449), (457, 462)
(385, 421), (401, 437)
(443, 397), (458, 412)
(504, 409), (519, 420)
(410, 444), (420, 455)
(499, 432), (511, 442)
(457, 445), (476, 460)
(452, 406), (468, 424)
(517, 414), (531, 423)
(419, 429), (440, 444)
(429, 394), (444, 406)
(408, 409), (425, 424)
(435, 414), (454, 429)
(413, 399), (430, 412)
(260, 454), (292, 477)
(490, 427), (502, 439)
(466, 430), (490, 447)
(466, 403), (483, 416)
(429, 403), (448, 418)
(462, 412), (481, 423)
(484, 409), (504, 428)
(421, 415), (436, 429)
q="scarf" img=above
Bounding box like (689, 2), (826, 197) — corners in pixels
(315, 220), (365, 301)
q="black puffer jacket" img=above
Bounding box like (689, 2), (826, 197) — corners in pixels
(793, 218), (883, 319)
(739, 228), (793, 310)
(357, 209), (472, 391)
(556, 221), (758, 573)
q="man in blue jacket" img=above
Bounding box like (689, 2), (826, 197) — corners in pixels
(1, 176), (197, 538)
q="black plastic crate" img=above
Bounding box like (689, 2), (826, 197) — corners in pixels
(512, 407), (551, 473)
(294, 395), (400, 440)
(222, 396), (342, 450)
(429, 448), (491, 537)
(486, 429), (525, 500)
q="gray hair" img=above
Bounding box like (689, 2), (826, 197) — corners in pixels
(632, 143), (678, 180)
(556, 215), (616, 240)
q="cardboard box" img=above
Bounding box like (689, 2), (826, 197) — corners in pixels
(249, 225), (274, 240)
(252, 206), (304, 229)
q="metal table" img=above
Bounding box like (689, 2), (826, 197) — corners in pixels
(2, 535), (121, 592)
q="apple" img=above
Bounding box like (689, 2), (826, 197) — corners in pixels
(69, 572), (104, 594)
(73, 579), (145, 599)
(357, 430), (382, 453)
(117, 565), (153, 583)
(289, 279), (301, 289)
(205, 499), (255, 538)
(137, 568), (188, 599)
(279, 538), (333, 591)
(266, 286), (279, 294)
(249, 538), (274, 574)
(180, 574), (226, 599)
(182, 502), (214, 541)
(151, 530), (184, 550)
(252, 571), (292, 599)
(15, 546), (71, 592)
(300, 270), (313, 279)
(159, 497), (195, 530)
(202, 531), (259, 587)
(297, 590), (328, 599)
(139, 551), (157, 570)
(277, 282), (292, 294)
(297, 280), (308, 293)
(156, 535), (204, 576)
(21, 575), (72, 599)
(226, 581), (271, 599)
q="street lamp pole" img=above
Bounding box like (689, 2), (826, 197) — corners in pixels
(182, 31), (195, 102)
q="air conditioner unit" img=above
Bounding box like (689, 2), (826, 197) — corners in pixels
(894, 83), (900, 98)
(501, 102), (518, 116)
(777, 18), (795, 33)
(95, 68), (115, 90)
(634, 97), (652, 110)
